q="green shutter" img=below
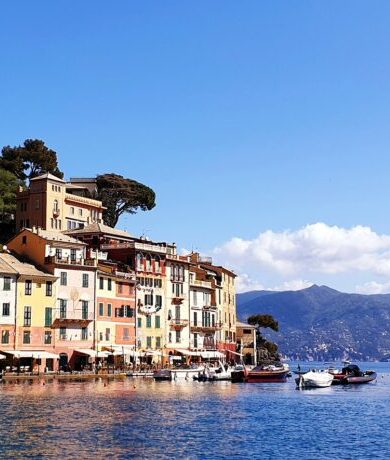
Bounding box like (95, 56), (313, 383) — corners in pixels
(45, 307), (52, 327)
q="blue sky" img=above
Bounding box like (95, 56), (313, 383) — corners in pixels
(2, 1), (390, 292)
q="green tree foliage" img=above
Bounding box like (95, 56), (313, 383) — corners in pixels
(96, 173), (156, 227)
(247, 314), (279, 332)
(0, 139), (63, 182)
(0, 168), (19, 220)
(248, 313), (280, 361)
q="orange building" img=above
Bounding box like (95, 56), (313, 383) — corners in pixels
(16, 173), (104, 232)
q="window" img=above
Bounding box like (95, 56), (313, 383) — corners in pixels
(144, 294), (153, 306)
(175, 330), (181, 343)
(23, 330), (31, 344)
(105, 328), (110, 341)
(137, 318), (142, 328)
(24, 306), (31, 327)
(193, 333), (198, 348)
(44, 330), (52, 344)
(107, 304), (112, 316)
(82, 273), (89, 288)
(46, 281), (53, 296)
(59, 299), (67, 319)
(22, 235), (27, 244)
(107, 278), (112, 291)
(117, 282), (123, 294)
(193, 290), (197, 306)
(168, 332), (172, 343)
(81, 301), (88, 320)
(146, 316), (152, 328)
(123, 328), (130, 341)
(155, 316), (160, 328)
(156, 295), (162, 308)
(79, 208), (83, 216)
(35, 199), (40, 210)
(193, 311), (198, 326)
(25, 280), (32, 296)
(81, 327), (88, 340)
(146, 336), (152, 348)
(60, 272), (67, 286)
(3, 277), (11, 291)
(156, 337), (161, 348)
(99, 303), (104, 316)
(2, 303), (10, 316)
(60, 327), (66, 340)
(70, 249), (77, 262)
(1, 330), (9, 344)
(45, 307), (52, 327)
(99, 277), (104, 289)
(125, 305), (133, 318)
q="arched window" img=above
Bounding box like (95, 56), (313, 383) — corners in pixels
(136, 253), (143, 271)
(145, 254), (152, 271)
(53, 200), (59, 212)
(154, 255), (161, 273)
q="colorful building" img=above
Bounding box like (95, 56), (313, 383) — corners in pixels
(0, 255), (18, 353)
(16, 173), (104, 232)
(96, 261), (136, 363)
(0, 252), (57, 371)
(7, 227), (98, 370)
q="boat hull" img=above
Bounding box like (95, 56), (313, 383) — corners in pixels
(332, 372), (377, 385)
(246, 370), (288, 383)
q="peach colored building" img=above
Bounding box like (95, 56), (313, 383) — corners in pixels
(16, 173), (104, 232)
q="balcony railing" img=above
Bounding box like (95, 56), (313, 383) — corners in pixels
(52, 310), (94, 325)
(190, 322), (222, 332)
(190, 280), (212, 289)
(45, 256), (97, 267)
(169, 319), (189, 329)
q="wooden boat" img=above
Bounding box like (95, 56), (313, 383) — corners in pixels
(330, 364), (377, 385)
(246, 365), (288, 383)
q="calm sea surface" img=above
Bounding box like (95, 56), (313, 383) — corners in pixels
(1, 362), (390, 459)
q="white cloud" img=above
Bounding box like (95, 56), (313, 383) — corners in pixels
(214, 223), (390, 277)
(236, 273), (313, 293)
(355, 281), (390, 295)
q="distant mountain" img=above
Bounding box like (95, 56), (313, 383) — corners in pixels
(237, 285), (390, 361)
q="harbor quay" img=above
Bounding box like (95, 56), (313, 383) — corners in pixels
(0, 174), (247, 377)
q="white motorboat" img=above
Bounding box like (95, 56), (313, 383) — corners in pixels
(296, 370), (334, 388)
(170, 365), (204, 381)
(206, 361), (234, 381)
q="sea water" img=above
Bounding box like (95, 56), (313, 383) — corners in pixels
(1, 362), (390, 459)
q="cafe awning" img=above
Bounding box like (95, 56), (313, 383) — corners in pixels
(200, 351), (225, 359)
(177, 350), (202, 357)
(2, 350), (59, 359)
(74, 349), (99, 357)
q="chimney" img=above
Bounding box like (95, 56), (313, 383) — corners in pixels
(32, 226), (37, 233)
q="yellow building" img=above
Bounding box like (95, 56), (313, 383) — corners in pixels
(0, 253), (58, 371)
(16, 173), (104, 232)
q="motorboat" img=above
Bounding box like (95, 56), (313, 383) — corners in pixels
(206, 361), (234, 381)
(153, 369), (172, 381)
(171, 364), (205, 381)
(246, 364), (289, 383)
(330, 364), (377, 385)
(231, 364), (247, 383)
(296, 370), (334, 388)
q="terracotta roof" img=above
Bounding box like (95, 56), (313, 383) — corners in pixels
(65, 222), (133, 239)
(27, 228), (86, 245)
(30, 173), (65, 183)
(236, 321), (256, 329)
(0, 254), (18, 275)
(0, 253), (55, 278)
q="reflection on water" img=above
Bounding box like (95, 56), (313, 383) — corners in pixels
(2, 364), (390, 459)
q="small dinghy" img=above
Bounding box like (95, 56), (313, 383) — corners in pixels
(330, 364), (377, 385)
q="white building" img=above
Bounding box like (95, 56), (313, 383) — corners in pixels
(0, 255), (18, 350)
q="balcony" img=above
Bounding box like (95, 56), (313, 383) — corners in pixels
(190, 279), (212, 289)
(45, 256), (97, 267)
(52, 310), (94, 327)
(190, 322), (222, 332)
(169, 319), (189, 329)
